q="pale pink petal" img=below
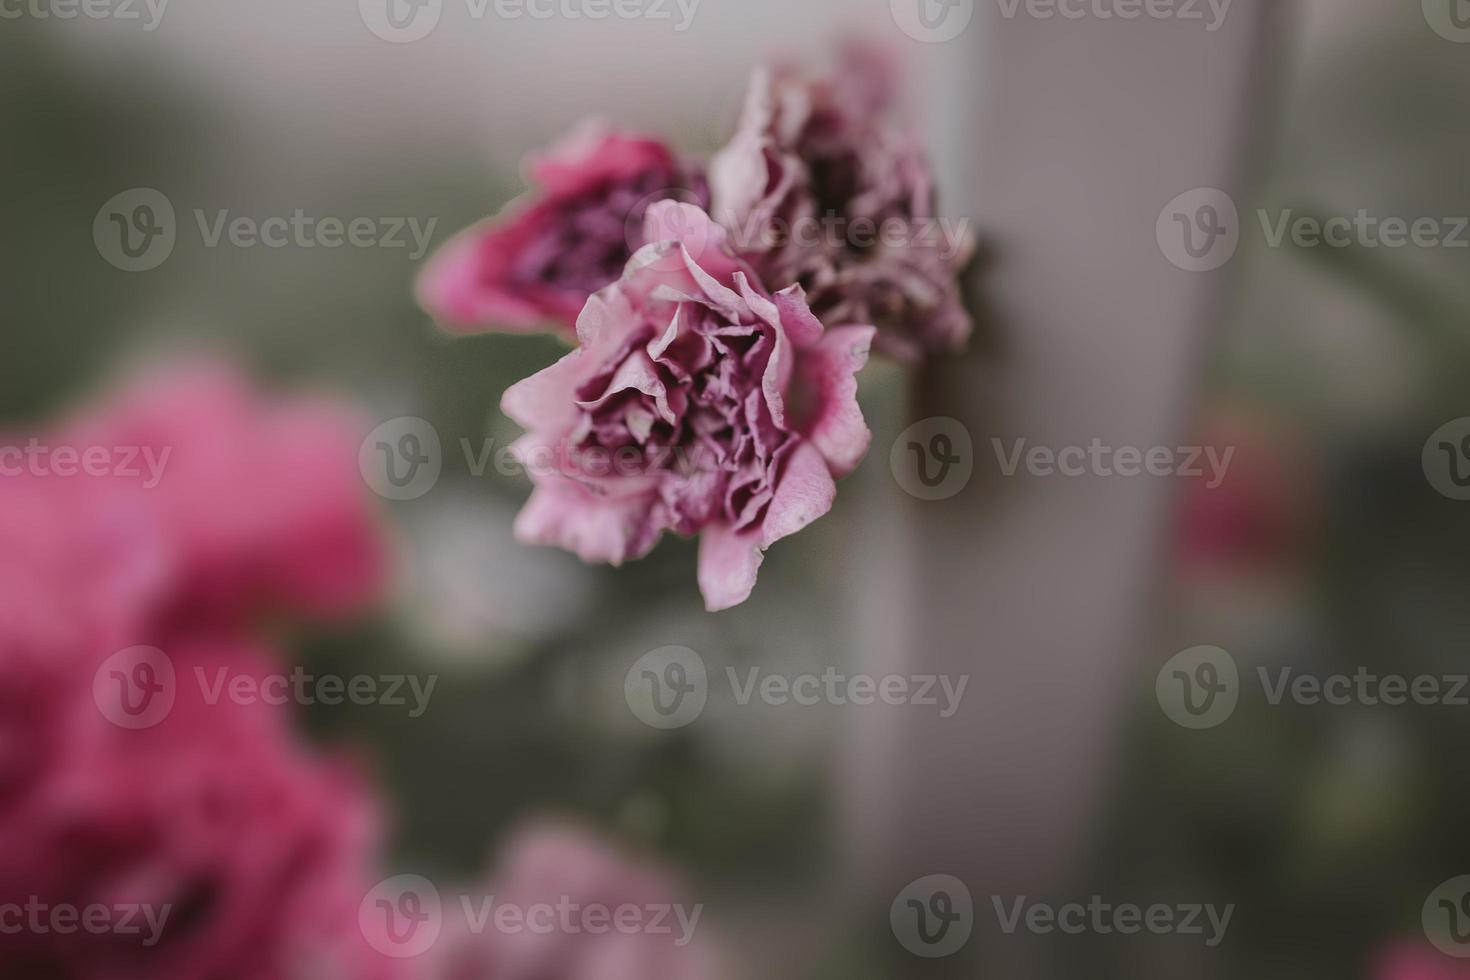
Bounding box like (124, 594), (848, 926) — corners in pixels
(513, 481), (660, 567)
(759, 441), (837, 548)
(697, 522), (764, 612)
(794, 324), (875, 476)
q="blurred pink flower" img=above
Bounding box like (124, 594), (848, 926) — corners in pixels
(64, 362), (387, 623)
(0, 363), (399, 980)
(418, 120), (707, 338)
(709, 43), (974, 363)
(1375, 943), (1470, 980)
(433, 823), (716, 980)
(1174, 410), (1308, 573)
(502, 201), (873, 611)
(0, 636), (399, 980)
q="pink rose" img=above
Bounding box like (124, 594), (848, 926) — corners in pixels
(432, 823), (716, 980)
(709, 43), (974, 363)
(419, 120), (707, 337)
(501, 201), (874, 611)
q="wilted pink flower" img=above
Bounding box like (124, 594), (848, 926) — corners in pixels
(419, 120), (707, 337)
(709, 43), (974, 363)
(502, 201), (874, 611)
(432, 823), (716, 980)
(1375, 943), (1470, 980)
(64, 362), (387, 623)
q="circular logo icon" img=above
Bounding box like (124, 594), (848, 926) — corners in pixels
(93, 646), (176, 729)
(891, 874), (973, 958)
(359, 0), (442, 42)
(891, 0), (975, 43)
(1156, 188), (1239, 272)
(891, 417), (974, 501)
(1423, 876), (1470, 958)
(1156, 645), (1239, 730)
(94, 188), (176, 272)
(1424, 0), (1470, 42)
(360, 417), (442, 501)
(624, 646), (707, 730)
(360, 875), (443, 958)
(1423, 418), (1470, 501)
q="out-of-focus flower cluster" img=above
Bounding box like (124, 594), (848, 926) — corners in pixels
(0, 362), (717, 980)
(0, 364), (397, 979)
(418, 41), (973, 610)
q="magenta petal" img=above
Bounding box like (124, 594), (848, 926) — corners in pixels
(416, 219), (576, 334)
(529, 118), (676, 196)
